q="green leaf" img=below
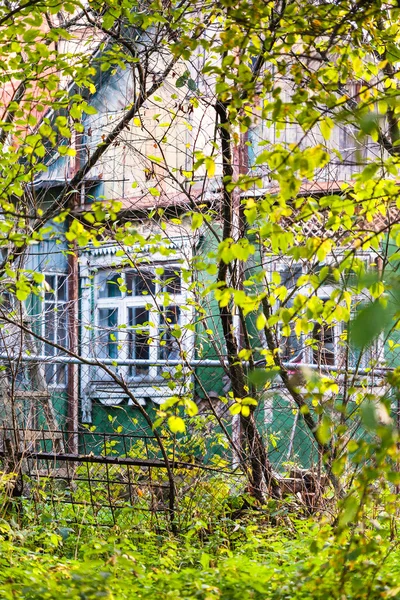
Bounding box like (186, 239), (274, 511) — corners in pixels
(241, 405), (250, 417)
(15, 288), (29, 301)
(320, 118), (334, 140)
(205, 156), (215, 177)
(387, 43), (400, 63)
(359, 112), (378, 135)
(351, 300), (393, 348)
(185, 399), (198, 417)
(256, 313), (267, 330)
(191, 213), (203, 230)
(248, 368), (280, 387)
(316, 415), (332, 444)
(200, 553), (211, 569)
(168, 416), (186, 434)
(176, 72), (189, 88)
(338, 495), (359, 528)
(82, 103), (97, 115)
(361, 399), (378, 430)
(230, 403), (241, 415)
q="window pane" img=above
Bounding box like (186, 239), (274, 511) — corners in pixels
(162, 305), (180, 326)
(128, 307), (149, 376)
(125, 270), (135, 295)
(44, 308), (55, 356)
(159, 335), (180, 362)
(0, 292), (13, 311)
(132, 307), (150, 326)
(137, 272), (155, 296)
(98, 308), (119, 359)
(57, 310), (68, 349)
(159, 306), (180, 365)
(56, 364), (67, 386)
(162, 269), (181, 294)
(42, 274), (69, 385)
(45, 275), (55, 301)
(281, 328), (303, 363)
(314, 264), (338, 286)
(98, 272), (122, 298)
(45, 363), (55, 385)
(58, 275), (67, 301)
(313, 324), (335, 366)
(127, 271), (155, 296)
(280, 265), (302, 288)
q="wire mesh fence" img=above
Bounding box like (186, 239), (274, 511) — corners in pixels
(0, 424), (243, 530)
(0, 352), (390, 527)
(0, 353), (324, 467)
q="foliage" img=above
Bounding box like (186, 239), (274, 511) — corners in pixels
(2, 0), (400, 587)
(0, 500), (400, 600)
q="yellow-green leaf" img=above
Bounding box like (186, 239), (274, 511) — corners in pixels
(168, 416), (186, 434)
(205, 156), (216, 177)
(256, 312), (267, 330)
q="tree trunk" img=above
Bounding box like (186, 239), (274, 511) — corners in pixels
(216, 100), (279, 502)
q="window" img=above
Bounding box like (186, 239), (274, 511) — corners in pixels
(275, 261), (340, 368)
(126, 271), (155, 296)
(98, 271), (122, 298)
(98, 307), (119, 359)
(95, 267), (184, 381)
(338, 82), (367, 170)
(128, 306), (150, 376)
(277, 264), (304, 363)
(281, 326), (304, 364)
(161, 270), (181, 294)
(339, 124), (361, 166)
(158, 305), (181, 374)
(279, 317), (339, 368)
(280, 265), (302, 288)
(312, 323), (336, 366)
(43, 274), (68, 386)
(274, 255), (380, 371)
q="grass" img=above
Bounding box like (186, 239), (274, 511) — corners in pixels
(0, 495), (399, 599)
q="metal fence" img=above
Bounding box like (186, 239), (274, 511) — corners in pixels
(0, 353), (326, 467)
(0, 425), (241, 530)
(0, 353), (390, 526)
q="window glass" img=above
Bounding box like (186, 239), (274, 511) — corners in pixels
(161, 269), (181, 294)
(45, 274), (55, 301)
(281, 327), (303, 363)
(43, 274), (68, 385)
(98, 271), (122, 298)
(159, 306), (180, 365)
(313, 264), (357, 287)
(128, 307), (150, 376)
(98, 308), (119, 359)
(125, 271), (134, 295)
(95, 266), (183, 381)
(280, 265), (302, 288)
(312, 323), (335, 366)
(58, 276), (67, 301)
(44, 305), (55, 384)
(126, 271), (155, 296)
(0, 291), (13, 311)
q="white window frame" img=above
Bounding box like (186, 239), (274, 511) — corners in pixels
(95, 265), (187, 382)
(271, 253), (378, 369)
(42, 272), (69, 388)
